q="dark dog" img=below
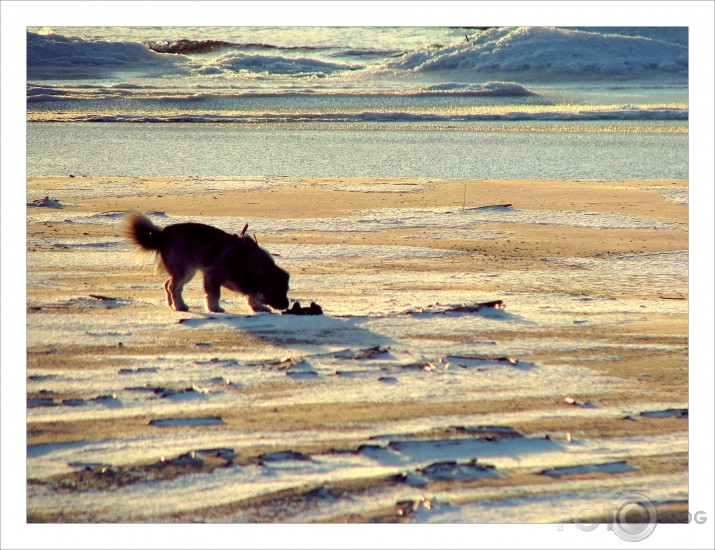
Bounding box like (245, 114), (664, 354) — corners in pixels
(122, 213), (289, 313)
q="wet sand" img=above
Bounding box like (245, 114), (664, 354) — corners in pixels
(25, 176), (688, 523)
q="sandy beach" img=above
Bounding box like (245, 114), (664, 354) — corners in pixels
(26, 175), (688, 523)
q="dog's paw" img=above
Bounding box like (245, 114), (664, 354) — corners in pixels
(173, 304), (190, 312)
(208, 306), (225, 313)
(247, 295), (271, 313)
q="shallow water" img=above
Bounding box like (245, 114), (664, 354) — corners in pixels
(27, 121), (687, 179)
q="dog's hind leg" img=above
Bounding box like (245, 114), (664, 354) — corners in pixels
(165, 269), (195, 311)
(164, 279), (174, 308)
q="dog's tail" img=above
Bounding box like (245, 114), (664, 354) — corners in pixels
(122, 213), (163, 251)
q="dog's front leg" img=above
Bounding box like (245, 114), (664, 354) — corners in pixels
(247, 294), (271, 313)
(203, 273), (225, 313)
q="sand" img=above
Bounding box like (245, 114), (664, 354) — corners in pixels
(25, 176), (688, 523)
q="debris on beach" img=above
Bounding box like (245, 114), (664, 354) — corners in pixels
(417, 458), (499, 482)
(155, 451), (204, 468)
(406, 299), (505, 315)
(282, 301), (324, 316)
(91, 394), (123, 408)
(258, 450), (312, 463)
(474, 203), (513, 209)
(449, 354), (520, 368)
(285, 369), (320, 380)
(395, 497), (434, 519)
(540, 460), (638, 477)
(563, 396), (597, 408)
(27, 196), (63, 208)
(88, 294), (120, 302)
(117, 367), (158, 375)
(149, 416), (225, 427)
(450, 425), (526, 440)
(27, 397), (58, 408)
(28, 392), (122, 408)
(333, 345), (391, 360)
(639, 408), (688, 419)
(154, 385), (210, 400)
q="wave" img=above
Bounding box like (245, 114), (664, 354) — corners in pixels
(193, 52), (362, 76)
(27, 27), (689, 82)
(146, 39), (237, 54)
(330, 48), (404, 58)
(26, 80), (537, 102)
(145, 39), (323, 55)
(422, 82), (535, 96)
(383, 27), (688, 76)
(29, 106), (687, 124)
(27, 31), (185, 78)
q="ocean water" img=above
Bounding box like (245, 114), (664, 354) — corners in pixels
(26, 26), (688, 179)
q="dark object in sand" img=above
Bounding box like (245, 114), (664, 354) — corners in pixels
(258, 450), (312, 463)
(149, 416), (225, 427)
(27, 196), (63, 208)
(89, 294), (119, 302)
(333, 345), (390, 360)
(447, 300), (504, 313)
(640, 408), (688, 419)
(283, 301), (324, 316)
(408, 299), (505, 315)
(563, 396), (597, 408)
(418, 459), (498, 482)
(475, 203), (513, 209)
(541, 460), (638, 477)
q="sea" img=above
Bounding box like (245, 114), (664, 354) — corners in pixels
(26, 26), (688, 179)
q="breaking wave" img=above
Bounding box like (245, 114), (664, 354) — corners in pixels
(384, 27), (688, 76)
(26, 31), (187, 80)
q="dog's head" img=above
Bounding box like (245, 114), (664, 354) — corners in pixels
(228, 236), (290, 311)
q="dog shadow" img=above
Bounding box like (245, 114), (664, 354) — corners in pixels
(176, 311), (394, 352)
(175, 299), (531, 358)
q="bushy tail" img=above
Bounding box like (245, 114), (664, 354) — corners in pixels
(122, 213), (163, 251)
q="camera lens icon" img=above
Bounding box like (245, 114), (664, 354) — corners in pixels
(612, 492), (658, 542)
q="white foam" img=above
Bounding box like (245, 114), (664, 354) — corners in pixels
(383, 27), (687, 77)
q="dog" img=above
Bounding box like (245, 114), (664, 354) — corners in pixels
(122, 213), (289, 313)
